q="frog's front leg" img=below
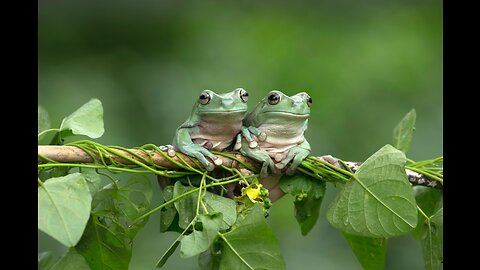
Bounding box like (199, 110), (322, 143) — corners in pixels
(233, 126), (267, 150)
(277, 140), (311, 175)
(240, 140), (276, 178)
(173, 128), (222, 171)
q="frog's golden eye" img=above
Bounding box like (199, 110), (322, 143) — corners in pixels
(239, 89), (249, 103)
(199, 92), (211, 105)
(307, 96), (313, 107)
(267, 92), (280, 105)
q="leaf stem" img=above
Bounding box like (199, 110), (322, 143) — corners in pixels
(38, 128), (61, 138)
(218, 233), (254, 270)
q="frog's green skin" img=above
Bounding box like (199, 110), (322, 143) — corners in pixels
(240, 90), (312, 177)
(173, 88), (249, 171)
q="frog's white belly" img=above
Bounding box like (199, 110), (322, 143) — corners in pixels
(191, 121), (242, 150)
(256, 123), (305, 158)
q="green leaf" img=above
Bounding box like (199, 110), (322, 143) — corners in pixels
(393, 109), (416, 153)
(412, 186), (442, 240)
(327, 144), (417, 238)
(180, 213), (223, 258)
(38, 173), (92, 247)
(160, 186), (178, 232)
(60, 98), (104, 139)
(279, 174), (326, 235)
(76, 175), (153, 270)
(340, 232), (387, 270)
(219, 204), (285, 270)
(203, 192), (237, 230)
(173, 181), (199, 229)
(38, 106), (51, 142)
(76, 216), (132, 270)
(50, 249), (90, 270)
(80, 169), (103, 197)
(198, 248), (221, 270)
(38, 251), (58, 270)
(421, 201), (443, 270)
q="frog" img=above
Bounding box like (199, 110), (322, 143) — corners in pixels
(239, 90), (312, 178)
(162, 88), (254, 171)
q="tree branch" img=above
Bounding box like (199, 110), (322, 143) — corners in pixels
(37, 145), (441, 189)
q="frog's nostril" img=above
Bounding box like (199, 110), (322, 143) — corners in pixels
(222, 99), (234, 107)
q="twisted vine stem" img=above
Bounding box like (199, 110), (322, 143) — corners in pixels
(37, 140), (442, 189)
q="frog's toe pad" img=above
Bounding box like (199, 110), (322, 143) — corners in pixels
(274, 163), (285, 170)
(258, 132), (267, 141)
(167, 149), (176, 157)
(213, 158), (223, 166)
(233, 142), (241, 150)
(206, 163), (215, 171)
(248, 140), (258, 148)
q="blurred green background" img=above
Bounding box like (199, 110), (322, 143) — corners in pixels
(38, 0), (442, 269)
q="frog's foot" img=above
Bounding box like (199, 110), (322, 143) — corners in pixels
(318, 155), (340, 167)
(275, 148), (310, 175)
(181, 144), (221, 171)
(241, 126), (258, 148)
(247, 126), (267, 142)
(259, 158), (276, 178)
(240, 145), (275, 178)
(233, 134), (242, 151)
(159, 144), (176, 157)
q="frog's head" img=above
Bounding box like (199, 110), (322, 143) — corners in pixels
(193, 88), (249, 117)
(257, 90), (311, 118)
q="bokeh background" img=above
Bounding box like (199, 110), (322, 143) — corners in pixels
(38, 0), (442, 269)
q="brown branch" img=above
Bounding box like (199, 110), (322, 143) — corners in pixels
(37, 145), (441, 189)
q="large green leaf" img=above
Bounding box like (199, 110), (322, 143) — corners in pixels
(203, 191), (237, 230)
(180, 213), (223, 258)
(219, 204), (285, 270)
(421, 199), (443, 270)
(173, 181), (199, 229)
(160, 186), (178, 232)
(279, 174), (326, 235)
(38, 251), (58, 270)
(327, 144), (417, 237)
(412, 186), (443, 240)
(38, 173), (92, 247)
(60, 98), (104, 139)
(50, 249), (90, 270)
(393, 109), (416, 153)
(75, 216), (132, 270)
(340, 232), (387, 270)
(76, 175), (153, 270)
(81, 169), (103, 197)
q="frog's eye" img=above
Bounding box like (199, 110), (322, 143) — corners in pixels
(307, 96), (313, 107)
(239, 89), (249, 103)
(267, 92), (280, 105)
(199, 92), (211, 105)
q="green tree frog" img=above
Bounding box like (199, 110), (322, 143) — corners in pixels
(240, 90), (312, 177)
(164, 88), (252, 171)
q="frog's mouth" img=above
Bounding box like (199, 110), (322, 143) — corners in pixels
(199, 109), (247, 114)
(263, 111), (309, 117)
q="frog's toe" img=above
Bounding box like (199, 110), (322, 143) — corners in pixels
(167, 149), (176, 157)
(158, 145), (177, 157)
(274, 163), (285, 170)
(233, 134), (242, 150)
(248, 140), (258, 148)
(201, 162), (213, 171)
(258, 132), (267, 142)
(213, 157), (223, 166)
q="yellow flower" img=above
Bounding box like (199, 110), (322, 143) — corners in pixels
(241, 184), (268, 203)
